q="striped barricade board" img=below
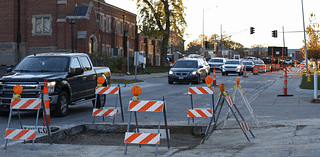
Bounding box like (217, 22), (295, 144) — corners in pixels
(11, 98), (41, 109)
(128, 101), (163, 112)
(95, 87), (119, 95)
(5, 129), (37, 140)
(92, 108), (117, 117)
(124, 132), (160, 144)
(187, 109), (212, 117)
(124, 99), (170, 155)
(188, 87), (213, 95)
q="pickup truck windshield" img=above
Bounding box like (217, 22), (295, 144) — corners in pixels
(14, 56), (69, 72)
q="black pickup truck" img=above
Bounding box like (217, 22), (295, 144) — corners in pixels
(0, 53), (111, 116)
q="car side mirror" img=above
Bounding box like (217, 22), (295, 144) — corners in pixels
(199, 65), (203, 68)
(6, 68), (12, 73)
(69, 68), (83, 76)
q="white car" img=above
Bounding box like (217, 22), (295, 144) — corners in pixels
(284, 59), (293, 64)
(222, 59), (244, 76)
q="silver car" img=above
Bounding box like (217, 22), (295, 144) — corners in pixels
(208, 58), (226, 72)
(222, 59), (244, 76)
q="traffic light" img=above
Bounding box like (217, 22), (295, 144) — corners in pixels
(250, 27), (255, 34)
(272, 30), (278, 38)
(204, 41), (209, 49)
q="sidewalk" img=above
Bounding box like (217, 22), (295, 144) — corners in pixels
(1, 71), (320, 157)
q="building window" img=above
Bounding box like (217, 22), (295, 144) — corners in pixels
(106, 16), (111, 33)
(120, 22), (124, 36)
(32, 14), (52, 36)
(100, 14), (105, 31)
(113, 19), (118, 34)
(132, 25), (135, 38)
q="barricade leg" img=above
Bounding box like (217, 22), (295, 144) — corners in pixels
(232, 104), (255, 138)
(226, 104), (251, 141)
(162, 97), (170, 148)
(124, 111), (132, 154)
(4, 109), (13, 149)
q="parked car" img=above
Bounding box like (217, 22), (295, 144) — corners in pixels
(222, 59), (244, 76)
(284, 59), (293, 65)
(0, 53), (111, 116)
(242, 61), (255, 72)
(242, 57), (258, 62)
(168, 58), (208, 84)
(208, 58), (226, 72)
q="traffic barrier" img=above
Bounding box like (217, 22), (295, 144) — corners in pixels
(202, 83), (255, 143)
(243, 65), (247, 77)
(93, 76), (124, 124)
(222, 77), (259, 128)
(124, 86), (170, 156)
(266, 65), (271, 72)
(271, 64), (276, 71)
(278, 67), (293, 97)
(4, 84), (51, 150)
(212, 69), (217, 85)
(258, 65), (265, 73)
(187, 84), (214, 125)
(253, 66), (258, 75)
(43, 79), (50, 126)
(276, 64), (280, 71)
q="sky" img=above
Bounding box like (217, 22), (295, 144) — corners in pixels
(106, 0), (320, 50)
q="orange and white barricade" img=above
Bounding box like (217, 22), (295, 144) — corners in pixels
(222, 77), (259, 128)
(4, 84), (50, 150)
(202, 83), (255, 143)
(253, 66), (258, 75)
(93, 77), (124, 124)
(93, 84), (124, 124)
(124, 98), (170, 155)
(187, 85), (214, 125)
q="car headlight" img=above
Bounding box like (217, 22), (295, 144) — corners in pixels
(47, 81), (56, 93)
(191, 71), (197, 75)
(169, 70), (173, 74)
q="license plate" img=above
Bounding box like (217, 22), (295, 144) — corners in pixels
(179, 77), (184, 79)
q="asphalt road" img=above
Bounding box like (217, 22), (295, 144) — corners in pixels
(0, 70), (286, 147)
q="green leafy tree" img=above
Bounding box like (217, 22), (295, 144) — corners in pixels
(303, 13), (320, 70)
(136, 0), (187, 66)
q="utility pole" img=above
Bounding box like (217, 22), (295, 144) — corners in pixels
(301, 0), (308, 72)
(282, 26), (285, 61)
(221, 25), (224, 58)
(70, 19), (75, 53)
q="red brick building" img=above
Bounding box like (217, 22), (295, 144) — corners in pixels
(0, 0), (162, 66)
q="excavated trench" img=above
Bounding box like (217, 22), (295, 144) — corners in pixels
(33, 124), (206, 149)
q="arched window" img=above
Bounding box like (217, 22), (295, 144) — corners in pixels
(88, 35), (97, 54)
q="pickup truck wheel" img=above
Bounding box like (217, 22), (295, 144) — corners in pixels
(53, 91), (69, 117)
(93, 94), (106, 108)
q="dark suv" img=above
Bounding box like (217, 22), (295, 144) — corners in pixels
(168, 58), (208, 84)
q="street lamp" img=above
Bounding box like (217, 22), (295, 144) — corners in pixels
(202, 6), (218, 54)
(70, 19), (75, 53)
